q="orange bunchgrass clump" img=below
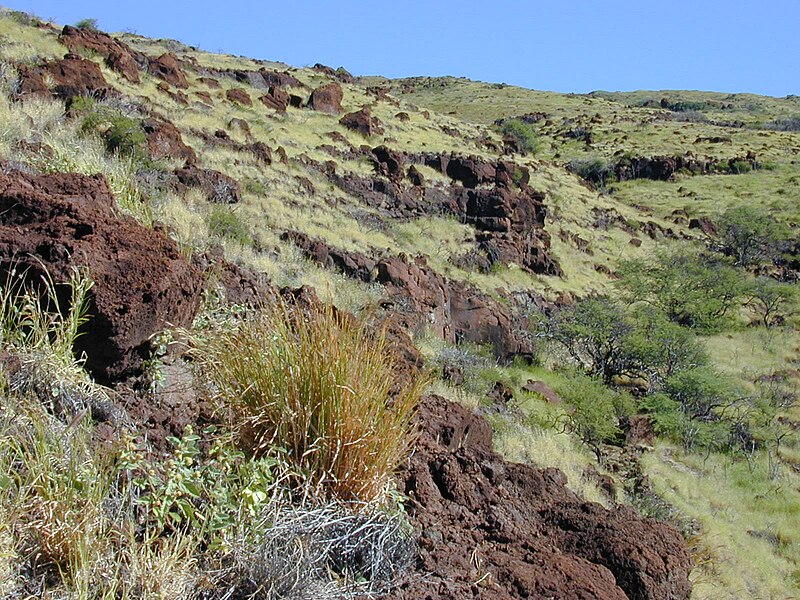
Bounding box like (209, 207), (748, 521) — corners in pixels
(198, 300), (425, 503)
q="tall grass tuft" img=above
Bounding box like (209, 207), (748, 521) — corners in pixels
(197, 301), (425, 502)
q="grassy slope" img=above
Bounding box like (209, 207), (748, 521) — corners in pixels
(1, 13), (799, 598)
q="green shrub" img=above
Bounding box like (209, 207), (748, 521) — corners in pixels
(638, 393), (685, 438)
(196, 301), (426, 502)
(74, 18), (99, 31)
(544, 298), (705, 387)
(500, 118), (540, 154)
(552, 371), (632, 448)
(74, 98), (147, 160)
(728, 158), (753, 174)
(716, 206), (789, 267)
(207, 206), (253, 247)
(566, 156), (614, 188)
(665, 367), (745, 421)
(617, 250), (747, 331)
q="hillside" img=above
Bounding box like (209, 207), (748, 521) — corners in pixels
(0, 8), (798, 599)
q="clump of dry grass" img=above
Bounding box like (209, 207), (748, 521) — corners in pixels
(196, 300), (425, 502)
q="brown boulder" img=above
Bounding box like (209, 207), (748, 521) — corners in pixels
(40, 54), (111, 100)
(688, 217), (717, 236)
(60, 25), (143, 83)
(249, 142), (272, 164)
(372, 146), (404, 181)
(142, 118), (196, 162)
(308, 82), (343, 114)
(192, 248), (275, 307)
(339, 106), (382, 136)
(225, 87), (252, 106)
(312, 63), (355, 84)
(198, 76), (220, 89)
(259, 69), (302, 88)
(281, 230), (375, 281)
(195, 91), (213, 105)
(387, 394), (693, 600)
(156, 82), (189, 105)
(522, 380), (564, 404)
(148, 53), (189, 88)
(228, 118), (251, 137)
(259, 86), (289, 112)
(15, 64), (50, 98)
(376, 255), (535, 361)
(0, 170), (203, 382)
(407, 165), (424, 186)
(446, 156), (497, 188)
(175, 165), (241, 203)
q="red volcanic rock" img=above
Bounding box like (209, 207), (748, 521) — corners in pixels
(312, 62), (355, 84)
(156, 82), (189, 105)
(522, 379), (564, 404)
(175, 165), (241, 203)
(339, 106), (382, 136)
(446, 156), (497, 188)
(407, 165), (425, 186)
(372, 146), (404, 181)
(15, 64), (50, 98)
(30, 54), (112, 100)
(258, 68), (303, 88)
(0, 170), (203, 382)
(60, 25), (143, 83)
(308, 82), (343, 114)
(148, 53), (189, 88)
(385, 394), (693, 600)
(259, 86), (289, 112)
(281, 230), (375, 282)
(688, 216), (717, 236)
(192, 247), (276, 307)
(198, 76), (220, 89)
(376, 255), (535, 361)
(249, 141), (272, 164)
(195, 91), (213, 105)
(142, 118), (196, 162)
(228, 118), (251, 137)
(225, 87), (252, 106)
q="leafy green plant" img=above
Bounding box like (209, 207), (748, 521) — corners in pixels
(543, 298), (705, 387)
(73, 97), (147, 160)
(665, 367), (745, 422)
(551, 371), (633, 451)
(617, 250), (747, 331)
(207, 205), (253, 247)
(499, 118), (540, 154)
(567, 156), (614, 188)
(745, 276), (796, 327)
(119, 426), (278, 536)
(716, 206), (789, 267)
(196, 300), (426, 502)
(74, 18), (98, 31)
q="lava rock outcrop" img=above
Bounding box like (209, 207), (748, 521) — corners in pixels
(387, 394), (693, 599)
(0, 169), (203, 382)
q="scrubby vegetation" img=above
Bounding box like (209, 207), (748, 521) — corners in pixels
(0, 8), (798, 598)
(0, 272), (416, 598)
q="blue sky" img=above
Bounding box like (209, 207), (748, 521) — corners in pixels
(5, 1), (799, 97)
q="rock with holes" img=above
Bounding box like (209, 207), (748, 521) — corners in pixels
(0, 169), (203, 382)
